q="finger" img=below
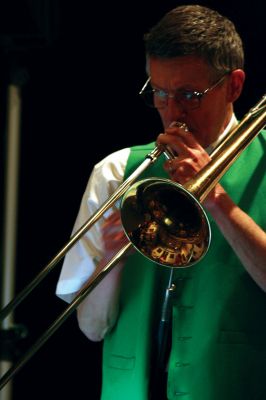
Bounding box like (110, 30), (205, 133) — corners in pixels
(102, 210), (121, 227)
(157, 133), (190, 156)
(164, 127), (203, 151)
(165, 158), (197, 177)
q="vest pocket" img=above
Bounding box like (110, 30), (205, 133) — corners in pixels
(107, 354), (136, 370)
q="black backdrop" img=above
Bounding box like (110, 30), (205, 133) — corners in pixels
(0, 1), (265, 399)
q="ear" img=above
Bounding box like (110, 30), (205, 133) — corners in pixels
(227, 69), (245, 102)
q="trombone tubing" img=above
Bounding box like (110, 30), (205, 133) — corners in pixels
(184, 95), (266, 202)
(0, 146), (165, 323)
(0, 242), (132, 390)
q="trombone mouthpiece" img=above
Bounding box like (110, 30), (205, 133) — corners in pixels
(163, 121), (189, 160)
(169, 121), (188, 131)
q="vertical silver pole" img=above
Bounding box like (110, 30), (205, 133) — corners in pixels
(0, 84), (22, 399)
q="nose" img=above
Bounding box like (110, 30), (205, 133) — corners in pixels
(162, 97), (187, 127)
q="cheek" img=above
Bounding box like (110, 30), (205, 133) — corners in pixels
(192, 97), (228, 146)
(157, 110), (168, 129)
(190, 111), (218, 147)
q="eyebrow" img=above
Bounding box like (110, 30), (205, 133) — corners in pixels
(151, 82), (200, 92)
(149, 77), (204, 92)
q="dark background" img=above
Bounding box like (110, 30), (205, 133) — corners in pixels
(0, 1), (265, 399)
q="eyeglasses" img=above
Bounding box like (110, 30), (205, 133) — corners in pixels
(139, 74), (228, 110)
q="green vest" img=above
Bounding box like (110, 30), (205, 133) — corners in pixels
(101, 132), (266, 400)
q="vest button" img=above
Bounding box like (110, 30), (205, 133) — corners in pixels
(177, 336), (192, 341)
(175, 361), (190, 367)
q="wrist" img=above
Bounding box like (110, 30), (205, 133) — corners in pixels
(203, 183), (231, 213)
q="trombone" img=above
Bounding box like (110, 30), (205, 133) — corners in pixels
(0, 94), (265, 389)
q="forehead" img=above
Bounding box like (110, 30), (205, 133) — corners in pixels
(147, 56), (213, 88)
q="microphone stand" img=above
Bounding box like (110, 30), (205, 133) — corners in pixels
(151, 268), (175, 398)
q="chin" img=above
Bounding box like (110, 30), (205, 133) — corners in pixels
(191, 131), (204, 146)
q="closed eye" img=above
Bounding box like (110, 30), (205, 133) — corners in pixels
(180, 90), (202, 100)
(154, 89), (168, 98)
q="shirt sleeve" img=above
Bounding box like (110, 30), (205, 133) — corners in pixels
(55, 147), (130, 303)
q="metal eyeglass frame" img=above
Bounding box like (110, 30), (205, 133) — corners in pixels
(139, 74), (228, 110)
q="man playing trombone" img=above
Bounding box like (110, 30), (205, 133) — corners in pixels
(56, 5), (266, 400)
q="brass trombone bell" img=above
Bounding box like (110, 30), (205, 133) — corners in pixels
(120, 178), (211, 267)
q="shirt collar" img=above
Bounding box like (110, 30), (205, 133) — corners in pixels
(206, 113), (238, 155)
